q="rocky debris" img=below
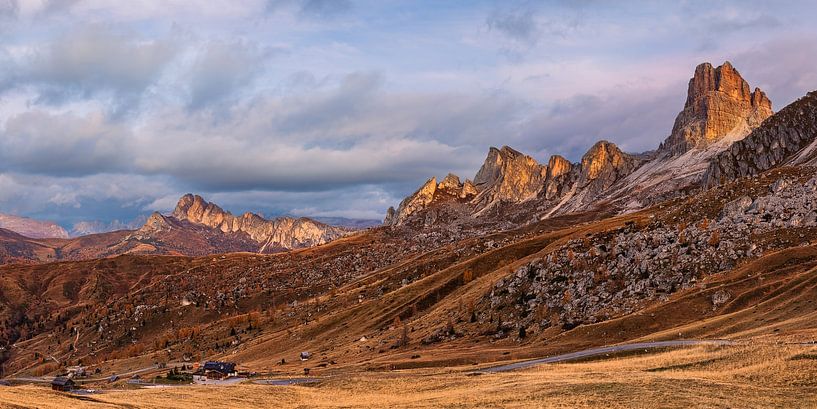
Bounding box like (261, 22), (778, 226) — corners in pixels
(0, 213), (69, 239)
(704, 91), (817, 187)
(711, 289), (732, 309)
(720, 196), (753, 218)
(172, 194), (346, 251)
(660, 62), (773, 157)
(482, 171), (817, 335)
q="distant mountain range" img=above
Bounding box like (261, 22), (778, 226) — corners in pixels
(0, 213), (69, 239)
(0, 194), (360, 264)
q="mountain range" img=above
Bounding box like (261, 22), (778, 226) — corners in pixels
(4, 60), (817, 386)
(0, 194), (352, 264)
(384, 61), (780, 228)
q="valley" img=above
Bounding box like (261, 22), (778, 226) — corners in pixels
(1, 60), (817, 408)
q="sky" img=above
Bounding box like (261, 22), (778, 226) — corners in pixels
(0, 0), (815, 229)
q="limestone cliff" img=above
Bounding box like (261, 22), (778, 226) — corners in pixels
(704, 91), (817, 186)
(385, 174), (478, 226)
(577, 141), (639, 192)
(172, 194), (347, 251)
(472, 146), (547, 209)
(660, 61), (773, 156)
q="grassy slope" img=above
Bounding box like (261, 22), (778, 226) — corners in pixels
(2, 342), (817, 408)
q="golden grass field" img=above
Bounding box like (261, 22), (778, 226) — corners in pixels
(3, 342), (817, 408)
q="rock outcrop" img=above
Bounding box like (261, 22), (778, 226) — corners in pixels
(172, 194), (347, 251)
(472, 146), (548, 209)
(660, 62), (773, 156)
(385, 174), (478, 226)
(543, 155), (574, 200)
(597, 62), (774, 211)
(577, 141), (639, 192)
(387, 141), (641, 226)
(704, 91), (817, 186)
(484, 171), (817, 333)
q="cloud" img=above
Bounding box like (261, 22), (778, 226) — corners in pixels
(486, 8), (539, 44)
(265, 0), (353, 20)
(186, 40), (269, 110)
(0, 110), (132, 176)
(2, 24), (178, 113)
(0, 0), (18, 18)
(729, 34), (817, 108)
(0, 0), (815, 228)
(0, 172), (177, 225)
(299, 0), (352, 19)
(518, 82), (686, 160)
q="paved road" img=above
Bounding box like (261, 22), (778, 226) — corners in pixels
(480, 340), (734, 373)
(253, 377), (320, 386)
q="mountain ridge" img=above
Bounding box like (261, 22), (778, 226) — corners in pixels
(0, 213), (69, 239)
(385, 61), (778, 227)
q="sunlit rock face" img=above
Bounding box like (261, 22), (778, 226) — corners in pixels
(386, 177), (438, 226)
(543, 155), (574, 200)
(385, 173), (478, 226)
(705, 91), (817, 186)
(660, 61), (773, 156)
(172, 194), (346, 250)
(578, 141), (639, 192)
(472, 146), (548, 208)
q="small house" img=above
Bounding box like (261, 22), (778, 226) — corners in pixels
(202, 361), (236, 379)
(51, 377), (75, 392)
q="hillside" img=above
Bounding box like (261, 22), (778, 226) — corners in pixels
(4, 165), (817, 379)
(2, 61), (817, 400)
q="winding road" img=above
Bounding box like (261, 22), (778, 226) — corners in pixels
(480, 340), (734, 373)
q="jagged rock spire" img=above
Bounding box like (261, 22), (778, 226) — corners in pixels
(660, 61), (773, 156)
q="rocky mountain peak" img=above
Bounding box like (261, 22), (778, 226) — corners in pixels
(543, 155), (575, 200)
(385, 178), (438, 226)
(172, 193), (227, 226)
(547, 155), (572, 179)
(438, 173), (462, 192)
(132, 212), (173, 238)
(704, 90), (817, 186)
(578, 140), (637, 190)
(661, 61), (773, 156)
(472, 146), (546, 208)
(164, 194), (345, 251)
